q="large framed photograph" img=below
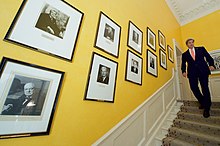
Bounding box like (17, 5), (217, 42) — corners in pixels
(158, 30), (166, 51)
(125, 50), (143, 85)
(127, 21), (143, 55)
(0, 57), (64, 139)
(168, 45), (174, 63)
(84, 52), (118, 102)
(147, 27), (156, 51)
(94, 12), (121, 58)
(4, 0), (84, 61)
(209, 49), (220, 74)
(159, 49), (167, 70)
(147, 50), (158, 77)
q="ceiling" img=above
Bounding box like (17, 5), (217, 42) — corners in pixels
(165, 0), (220, 26)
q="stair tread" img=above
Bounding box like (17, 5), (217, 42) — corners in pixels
(169, 127), (220, 142)
(178, 111), (220, 119)
(181, 105), (220, 111)
(163, 136), (195, 146)
(174, 118), (220, 129)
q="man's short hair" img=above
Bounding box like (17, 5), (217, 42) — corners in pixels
(185, 38), (194, 45)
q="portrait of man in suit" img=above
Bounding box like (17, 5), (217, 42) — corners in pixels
(1, 75), (49, 116)
(181, 38), (215, 118)
(104, 23), (115, 42)
(132, 30), (139, 44)
(150, 57), (155, 69)
(35, 4), (69, 39)
(97, 65), (110, 85)
(131, 59), (139, 74)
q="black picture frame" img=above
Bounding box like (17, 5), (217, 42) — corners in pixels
(127, 21), (143, 55)
(147, 27), (156, 52)
(147, 49), (158, 77)
(168, 45), (174, 63)
(0, 57), (64, 139)
(4, 0), (84, 61)
(158, 30), (166, 51)
(94, 11), (121, 58)
(159, 49), (167, 70)
(84, 52), (118, 103)
(125, 50), (143, 85)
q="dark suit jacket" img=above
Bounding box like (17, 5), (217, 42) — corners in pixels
(97, 76), (109, 84)
(35, 13), (60, 37)
(131, 66), (138, 74)
(2, 95), (39, 115)
(181, 46), (214, 78)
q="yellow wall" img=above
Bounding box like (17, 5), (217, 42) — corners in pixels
(0, 0), (181, 146)
(181, 10), (220, 52)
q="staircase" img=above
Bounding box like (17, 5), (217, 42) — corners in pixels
(154, 101), (183, 146)
(162, 100), (220, 146)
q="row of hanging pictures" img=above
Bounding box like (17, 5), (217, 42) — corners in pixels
(0, 0), (174, 139)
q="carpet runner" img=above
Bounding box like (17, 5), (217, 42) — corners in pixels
(162, 100), (220, 146)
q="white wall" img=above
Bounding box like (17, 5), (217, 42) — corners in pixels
(210, 76), (220, 102)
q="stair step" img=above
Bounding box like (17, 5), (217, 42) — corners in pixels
(173, 118), (220, 137)
(181, 100), (220, 108)
(162, 137), (195, 146)
(177, 111), (220, 126)
(181, 105), (220, 116)
(176, 101), (183, 107)
(162, 124), (171, 130)
(168, 127), (220, 146)
(155, 133), (166, 141)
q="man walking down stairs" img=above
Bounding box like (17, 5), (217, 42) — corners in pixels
(162, 100), (220, 146)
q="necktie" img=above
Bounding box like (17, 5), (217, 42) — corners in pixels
(190, 49), (195, 60)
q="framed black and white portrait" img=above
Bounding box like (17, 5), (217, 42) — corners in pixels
(4, 0), (84, 61)
(127, 21), (143, 55)
(158, 30), (166, 51)
(147, 27), (156, 51)
(94, 12), (121, 58)
(159, 49), (167, 70)
(84, 52), (118, 102)
(125, 50), (143, 85)
(0, 57), (64, 138)
(168, 45), (174, 63)
(147, 50), (158, 77)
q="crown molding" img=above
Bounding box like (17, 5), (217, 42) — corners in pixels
(166, 0), (220, 26)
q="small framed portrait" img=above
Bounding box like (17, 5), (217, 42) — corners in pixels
(209, 50), (220, 74)
(94, 12), (121, 58)
(158, 30), (166, 51)
(0, 57), (64, 139)
(84, 52), (118, 102)
(147, 49), (158, 77)
(168, 45), (174, 63)
(127, 21), (143, 55)
(159, 49), (167, 70)
(4, 0), (84, 61)
(125, 50), (143, 85)
(147, 27), (156, 51)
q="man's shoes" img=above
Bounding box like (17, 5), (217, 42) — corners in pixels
(203, 110), (210, 118)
